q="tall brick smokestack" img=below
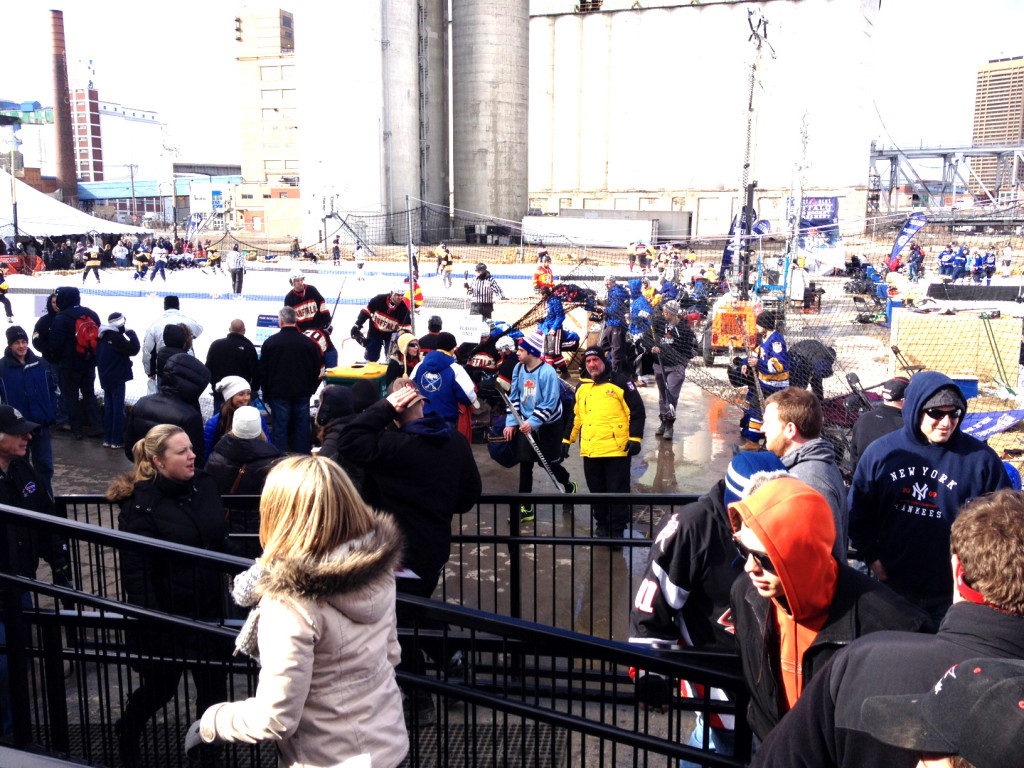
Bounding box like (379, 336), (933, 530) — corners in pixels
(51, 10), (77, 207)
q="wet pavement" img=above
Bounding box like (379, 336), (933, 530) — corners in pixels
(51, 380), (741, 500)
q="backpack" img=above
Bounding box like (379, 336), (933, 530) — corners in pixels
(71, 314), (100, 360)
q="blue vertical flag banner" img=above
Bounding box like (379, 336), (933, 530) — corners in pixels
(721, 207), (755, 272)
(788, 197), (845, 272)
(185, 213), (202, 243)
(889, 212), (928, 263)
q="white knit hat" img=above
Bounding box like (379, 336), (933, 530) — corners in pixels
(231, 406), (263, 440)
(216, 376), (250, 402)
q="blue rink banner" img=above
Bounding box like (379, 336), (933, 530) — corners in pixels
(787, 197), (845, 271)
(961, 410), (1024, 440)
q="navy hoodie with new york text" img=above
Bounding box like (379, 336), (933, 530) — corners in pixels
(847, 371), (1009, 601)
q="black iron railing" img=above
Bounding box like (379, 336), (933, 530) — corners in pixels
(55, 492), (701, 643)
(0, 497), (751, 767)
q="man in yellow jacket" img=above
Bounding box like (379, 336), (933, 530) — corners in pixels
(564, 345), (646, 537)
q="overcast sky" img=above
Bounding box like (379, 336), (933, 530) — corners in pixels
(2, 0), (1022, 170)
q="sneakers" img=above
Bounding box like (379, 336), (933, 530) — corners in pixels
(519, 505), (535, 523)
(562, 480), (578, 515)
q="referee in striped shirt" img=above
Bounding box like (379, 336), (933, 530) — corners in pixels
(465, 263), (507, 319)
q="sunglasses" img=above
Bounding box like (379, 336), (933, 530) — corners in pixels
(923, 407), (963, 421)
(733, 537), (777, 574)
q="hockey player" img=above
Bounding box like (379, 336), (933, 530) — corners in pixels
(627, 278), (655, 386)
(538, 285), (568, 377)
(351, 286), (412, 363)
(738, 313), (789, 449)
(435, 242), (449, 276)
(532, 256), (554, 294)
(132, 249), (149, 281)
(283, 270), (337, 368)
(353, 244), (366, 280)
(984, 248), (997, 284)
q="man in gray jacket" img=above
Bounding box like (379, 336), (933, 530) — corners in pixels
(762, 386), (848, 561)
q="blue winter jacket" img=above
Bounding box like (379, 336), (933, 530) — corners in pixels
(96, 326), (141, 391)
(0, 348), (58, 426)
(538, 295), (566, 333)
(49, 286), (101, 373)
(605, 284), (630, 328)
(414, 350), (474, 425)
(628, 279), (654, 336)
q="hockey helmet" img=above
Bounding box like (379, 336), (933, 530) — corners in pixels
(289, 269), (305, 285)
(495, 335), (516, 354)
(475, 262), (487, 272)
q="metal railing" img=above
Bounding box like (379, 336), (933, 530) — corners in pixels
(55, 492), (702, 644)
(0, 497), (752, 767)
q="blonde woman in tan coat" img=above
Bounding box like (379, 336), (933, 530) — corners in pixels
(185, 455), (408, 768)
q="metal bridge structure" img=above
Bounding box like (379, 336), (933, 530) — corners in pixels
(869, 140), (1024, 215)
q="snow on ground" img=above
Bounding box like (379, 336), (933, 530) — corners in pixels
(4, 258), (607, 416)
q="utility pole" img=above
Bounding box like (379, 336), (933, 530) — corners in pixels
(734, 10), (775, 301)
(127, 163), (138, 224)
(0, 116), (20, 242)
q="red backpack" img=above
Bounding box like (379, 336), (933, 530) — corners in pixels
(71, 314), (100, 360)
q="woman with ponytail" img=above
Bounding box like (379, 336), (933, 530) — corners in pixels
(106, 424), (230, 768)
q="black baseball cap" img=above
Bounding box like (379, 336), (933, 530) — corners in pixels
(0, 405), (39, 435)
(859, 657), (1024, 768)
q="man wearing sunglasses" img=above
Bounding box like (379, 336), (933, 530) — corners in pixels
(848, 372), (1010, 624)
(729, 476), (932, 742)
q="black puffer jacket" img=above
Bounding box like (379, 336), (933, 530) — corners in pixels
(206, 435), (282, 495)
(31, 293), (60, 364)
(124, 355), (211, 466)
(110, 471), (229, 656)
(335, 400), (481, 578)
(112, 471), (228, 616)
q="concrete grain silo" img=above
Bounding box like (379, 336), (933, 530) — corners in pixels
(298, 2), (448, 245)
(451, 0), (529, 222)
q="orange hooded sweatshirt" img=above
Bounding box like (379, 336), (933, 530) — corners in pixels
(729, 476), (838, 711)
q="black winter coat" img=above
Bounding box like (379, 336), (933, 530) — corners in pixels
(124, 355), (211, 466)
(258, 326), (322, 400)
(730, 565), (934, 740)
(205, 333), (260, 394)
(115, 472), (229, 656)
(0, 458), (68, 582)
(31, 297), (60, 364)
(751, 602), (1024, 768)
(205, 435), (281, 495)
(317, 414), (367, 494)
(335, 400), (481, 578)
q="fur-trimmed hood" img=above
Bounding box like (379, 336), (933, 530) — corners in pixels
(258, 512), (403, 623)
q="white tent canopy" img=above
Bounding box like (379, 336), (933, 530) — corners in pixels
(0, 168), (149, 240)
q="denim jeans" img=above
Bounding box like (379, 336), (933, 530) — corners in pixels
(149, 261), (166, 281)
(679, 714), (736, 768)
(60, 367), (102, 437)
(268, 397), (311, 454)
(103, 383), (126, 447)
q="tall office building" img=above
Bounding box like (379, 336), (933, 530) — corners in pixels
(236, 9), (299, 185)
(971, 56), (1024, 195)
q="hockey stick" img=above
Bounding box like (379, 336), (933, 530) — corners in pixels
(498, 389), (565, 493)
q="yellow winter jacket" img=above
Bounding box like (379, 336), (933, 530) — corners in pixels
(568, 371), (645, 458)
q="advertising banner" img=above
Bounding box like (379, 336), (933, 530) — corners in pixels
(787, 196), (845, 272)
